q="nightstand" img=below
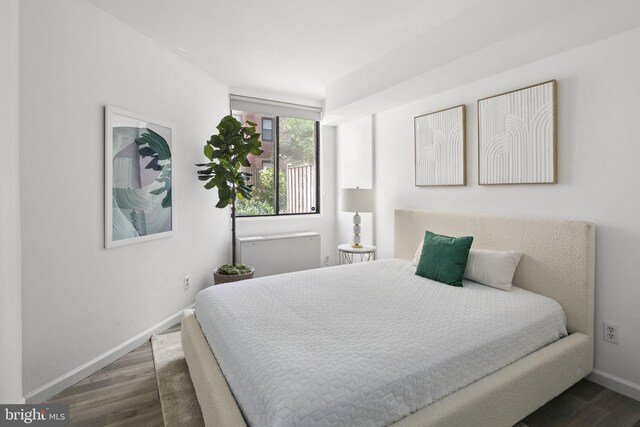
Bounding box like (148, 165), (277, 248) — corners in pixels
(338, 244), (377, 265)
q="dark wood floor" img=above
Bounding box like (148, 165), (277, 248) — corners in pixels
(519, 379), (640, 427)
(47, 324), (640, 426)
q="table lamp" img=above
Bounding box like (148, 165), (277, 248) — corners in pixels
(341, 187), (374, 248)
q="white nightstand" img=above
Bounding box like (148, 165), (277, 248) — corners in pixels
(338, 244), (377, 265)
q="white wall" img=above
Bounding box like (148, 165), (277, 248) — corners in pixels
(335, 116), (374, 248)
(324, 0), (640, 125)
(348, 28), (640, 396)
(238, 126), (337, 266)
(20, 0), (231, 396)
(0, 0), (23, 404)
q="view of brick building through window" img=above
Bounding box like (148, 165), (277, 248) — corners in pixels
(232, 111), (318, 216)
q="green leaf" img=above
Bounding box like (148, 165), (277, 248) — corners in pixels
(209, 135), (223, 147)
(161, 188), (172, 208)
(204, 144), (214, 160)
(138, 147), (154, 157)
(136, 129), (171, 160)
(204, 179), (217, 190)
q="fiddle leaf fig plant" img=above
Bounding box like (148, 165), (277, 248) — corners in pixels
(196, 115), (263, 269)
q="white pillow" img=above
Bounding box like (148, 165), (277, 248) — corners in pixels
(411, 241), (423, 266)
(463, 249), (522, 291)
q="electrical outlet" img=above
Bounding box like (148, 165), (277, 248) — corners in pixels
(324, 255), (330, 267)
(183, 275), (191, 290)
(603, 322), (618, 344)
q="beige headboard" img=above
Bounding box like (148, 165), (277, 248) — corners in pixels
(395, 209), (595, 339)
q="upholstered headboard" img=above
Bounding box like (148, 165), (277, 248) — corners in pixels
(394, 209), (595, 341)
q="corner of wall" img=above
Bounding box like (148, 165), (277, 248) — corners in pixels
(0, 0), (23, 404)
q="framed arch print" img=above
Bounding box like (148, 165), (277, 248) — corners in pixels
(478, 80), (557, 185)
(414, 105), (466, 186)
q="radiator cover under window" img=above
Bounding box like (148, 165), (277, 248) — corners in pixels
(237, 232), (321, 278)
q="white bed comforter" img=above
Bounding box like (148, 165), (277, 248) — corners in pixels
(195, 259), (567, 427)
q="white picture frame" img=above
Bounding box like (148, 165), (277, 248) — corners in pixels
(478, 80), (557, 185)
(414, 105), (466, 186)
(105, 106), (175, 248)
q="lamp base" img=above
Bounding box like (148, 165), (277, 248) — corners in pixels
(352, 212), (362, 248)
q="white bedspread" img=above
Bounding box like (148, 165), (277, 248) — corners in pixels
(195, 259), (567, 427)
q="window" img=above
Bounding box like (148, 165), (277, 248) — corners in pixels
(261, 118), (273, 141)
(229, 94), (322, 217)
(231, 110), (320, 217)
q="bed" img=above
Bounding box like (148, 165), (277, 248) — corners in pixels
(182, 209), (595, 427)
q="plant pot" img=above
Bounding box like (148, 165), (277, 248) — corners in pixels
(213, 267), (255, 285)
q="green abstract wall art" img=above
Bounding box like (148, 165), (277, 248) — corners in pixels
(105, 106), (174, 248)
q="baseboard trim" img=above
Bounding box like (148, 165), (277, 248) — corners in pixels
(588, 369), (640, 401)
(24, 304), (194, 403)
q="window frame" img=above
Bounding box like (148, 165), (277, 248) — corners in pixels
(233, 112), (320, 218)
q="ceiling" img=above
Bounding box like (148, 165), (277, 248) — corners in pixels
(85, 0), (484, 103)
(87, 0), (640, 121)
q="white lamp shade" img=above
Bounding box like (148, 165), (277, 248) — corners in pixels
(341, 188), (374, 213)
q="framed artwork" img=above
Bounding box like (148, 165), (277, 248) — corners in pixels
(478, 80), (557, 185)
(105, 106), (174, 248)
(414, 105), (466, 186)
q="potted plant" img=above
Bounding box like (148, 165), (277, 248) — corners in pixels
(196, 115), (263, 284)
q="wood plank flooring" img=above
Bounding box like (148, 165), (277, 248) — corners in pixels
(47, 324), (640, 426)
(47, 324), (180, 426)
(520, 379), (640, 427)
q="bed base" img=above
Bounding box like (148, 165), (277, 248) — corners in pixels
(183, 209), (594, 426)
(181, 310), (245, 427)
(182, 308), (591, 427)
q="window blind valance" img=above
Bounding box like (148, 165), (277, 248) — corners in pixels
(230, 94), (322, 121)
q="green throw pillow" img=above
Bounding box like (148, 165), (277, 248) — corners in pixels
(416, 231), (474, 287)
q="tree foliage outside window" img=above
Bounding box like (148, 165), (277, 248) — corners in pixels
(241, 167), (287, 215)
(235, 112), (318, 217)
(279, 118), (315, 166)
